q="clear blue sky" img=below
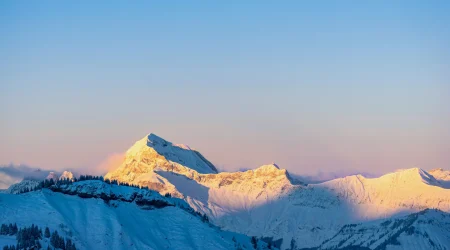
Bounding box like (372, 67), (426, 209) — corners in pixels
(1, 1), (449, 175)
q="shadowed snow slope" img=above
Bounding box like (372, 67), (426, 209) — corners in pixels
(317, 209), (450, 250)
(429, 168), (450, 188)
(0, 181), (269, 250)
(104, 133), (450, 250)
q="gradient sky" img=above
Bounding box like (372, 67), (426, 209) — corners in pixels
(1, 1), (449, 176)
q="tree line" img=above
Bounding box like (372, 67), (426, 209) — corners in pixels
(18, 175), (150, 194)
(1, 223), (76, 250)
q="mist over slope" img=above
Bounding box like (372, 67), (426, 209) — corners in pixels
(0, 164), (55, 189)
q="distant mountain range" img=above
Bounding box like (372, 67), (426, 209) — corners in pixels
(0, 164), (54, 189)
(1, 133), (449, 249)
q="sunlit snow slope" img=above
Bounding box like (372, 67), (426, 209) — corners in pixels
(105, 133), (450, 250)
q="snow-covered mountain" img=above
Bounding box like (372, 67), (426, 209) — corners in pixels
(0, 164), (52, 189)
(0, 180), (270, 250)
(109, 133), (217, 174)
(59, 171), (75, 180)
(2, 133), (449, 249)
(168, 166), (450, 249)
(105, 133), (450, 250)
(2, 171), (76, 194)
(317, 208), (450, 249)
(5, 179), (41, 194)
(105, 133), (219, 196)
(429, 168), (450, 188)
(46, 171), (59, 181)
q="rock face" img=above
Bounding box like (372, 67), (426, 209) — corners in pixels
(105, 133), (450, 250)
(59, 171), (75, 181)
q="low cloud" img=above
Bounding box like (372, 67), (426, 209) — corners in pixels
(0, 164), (54, 189)
(91, 153), (125, 176)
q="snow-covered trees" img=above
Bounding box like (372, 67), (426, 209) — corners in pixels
(251, 236), (258, 249)
(0, 223), (18, 235)
(50, 230), (64, 249)
(201, 213), (209, 223)
(44, 227), (50, 238)
(17, 174), (150, 194)
(65, 238), (76, 250)
(0, 223), (76, 250)
(290, 238), (297, 250)
(15, 224), (42, 249)
(49, 229), (76, 250)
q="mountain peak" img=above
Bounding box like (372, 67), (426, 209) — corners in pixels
(248, 163), (296, 185)
(46, 172), (58, 181)
(255, 163), (281, 172)
(147, 133), (168, 145)
(59, 171), (74, 180)
(385, 167), (438, 185)
(110, 133), (218, 178)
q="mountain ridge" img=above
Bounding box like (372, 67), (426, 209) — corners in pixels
(0, 180), (270, 250)
(103, 133), (450, 249)
(4, 133), (448, 249)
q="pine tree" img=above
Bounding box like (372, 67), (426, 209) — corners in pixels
(201, 214), (209, 223)
(65, 238), (77, 250)
(290, 238), (296, 250)
(59, 236), (65, 249)
(45, 227), (51, 238)
(8, 223), (13, 235)
(13, 224), (18, 235)
(0, 224), (7, 235)
(251, 236), (258, 249)
(50, 230), (60, 247)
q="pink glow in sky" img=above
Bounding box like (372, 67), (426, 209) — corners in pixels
(1, 2), (449, 176)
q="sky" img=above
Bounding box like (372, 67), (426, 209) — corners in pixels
(1, 1), (449, 176)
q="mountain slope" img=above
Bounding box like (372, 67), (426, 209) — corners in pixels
(104, 133), (450, 250)
(105, 133), (218, 195)
(317, 209), (450, 250)
(0, 181), (268, 250)
(429, 168), (450, 188)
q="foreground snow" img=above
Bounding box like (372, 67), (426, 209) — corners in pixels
(0, 181), (269, 250)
